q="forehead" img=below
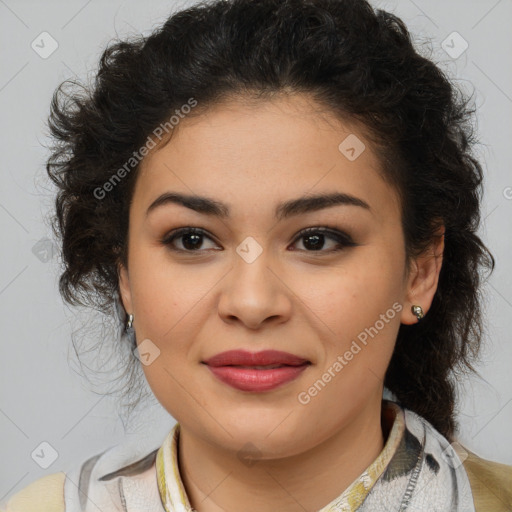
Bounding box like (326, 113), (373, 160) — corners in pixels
(133, 94), (401, 222)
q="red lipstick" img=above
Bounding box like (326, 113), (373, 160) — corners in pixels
(203, 350), (310, 392)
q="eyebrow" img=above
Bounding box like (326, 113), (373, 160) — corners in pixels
(146, 191), (372, 220)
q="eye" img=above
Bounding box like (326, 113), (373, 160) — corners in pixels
(290, 227), (357, 253)
(161, 226), (358, 254)
(161, 227), (220, 252)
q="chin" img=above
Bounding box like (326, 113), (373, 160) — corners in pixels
(208, 412), (312, 457)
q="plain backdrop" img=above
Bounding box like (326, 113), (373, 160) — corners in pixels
(1, 0), (511, 500)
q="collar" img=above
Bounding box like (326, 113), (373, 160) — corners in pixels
(155, 400), (406, 512)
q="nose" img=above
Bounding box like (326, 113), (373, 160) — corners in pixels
(217, 246), (293, 330)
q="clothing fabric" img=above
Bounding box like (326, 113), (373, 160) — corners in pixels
(2, 400), (511, 511)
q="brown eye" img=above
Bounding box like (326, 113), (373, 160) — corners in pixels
(291, 227), (357, 253)
(161, 226), (357, 255)
(161, 228), (220, 252)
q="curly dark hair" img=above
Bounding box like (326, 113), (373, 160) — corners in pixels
(45, 0), (495, 440)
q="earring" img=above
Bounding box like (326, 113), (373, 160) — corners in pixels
(126, 313), (134, 330)
(411, 305), (424, 321)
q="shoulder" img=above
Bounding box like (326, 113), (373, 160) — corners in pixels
(395, 403), (511, 511)
(461, 446), (512, 512)
(0, 472), (66, 512)
(1, 440), (163, 512)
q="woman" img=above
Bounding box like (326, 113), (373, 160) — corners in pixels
(2, 0), (511, 510)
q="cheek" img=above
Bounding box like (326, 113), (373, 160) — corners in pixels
(128, 249), (209, 336)
(310, 253), (402, 325)
(307, 250), (403, 372)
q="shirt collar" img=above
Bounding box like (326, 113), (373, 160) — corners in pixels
(155, 400), (405, 512)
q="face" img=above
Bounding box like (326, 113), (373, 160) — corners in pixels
(118, 93), (443, 459)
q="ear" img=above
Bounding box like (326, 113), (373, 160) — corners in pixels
(117, 261), (133, 316)
(400, 225), (445, 325)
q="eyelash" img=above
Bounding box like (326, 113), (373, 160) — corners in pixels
(160, 226), (358, 254)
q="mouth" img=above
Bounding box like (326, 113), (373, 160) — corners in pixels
(203, 349), (310, 367)
(221, 364), (296, 369)
(202, 350), (311, 392)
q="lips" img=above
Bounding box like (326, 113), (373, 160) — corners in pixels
(203, 349), (309, 367)
(203, 350), (310, 392)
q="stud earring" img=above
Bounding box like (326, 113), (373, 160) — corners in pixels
(411, 305), (424, 321)
(126, 313), (134, 330)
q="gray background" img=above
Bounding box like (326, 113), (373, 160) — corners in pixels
(1, 0), (511, 500)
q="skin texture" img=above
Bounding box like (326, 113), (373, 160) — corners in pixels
(118, 93), (444, 512)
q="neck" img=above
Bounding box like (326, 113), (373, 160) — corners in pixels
(178, 398), (387, 512)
